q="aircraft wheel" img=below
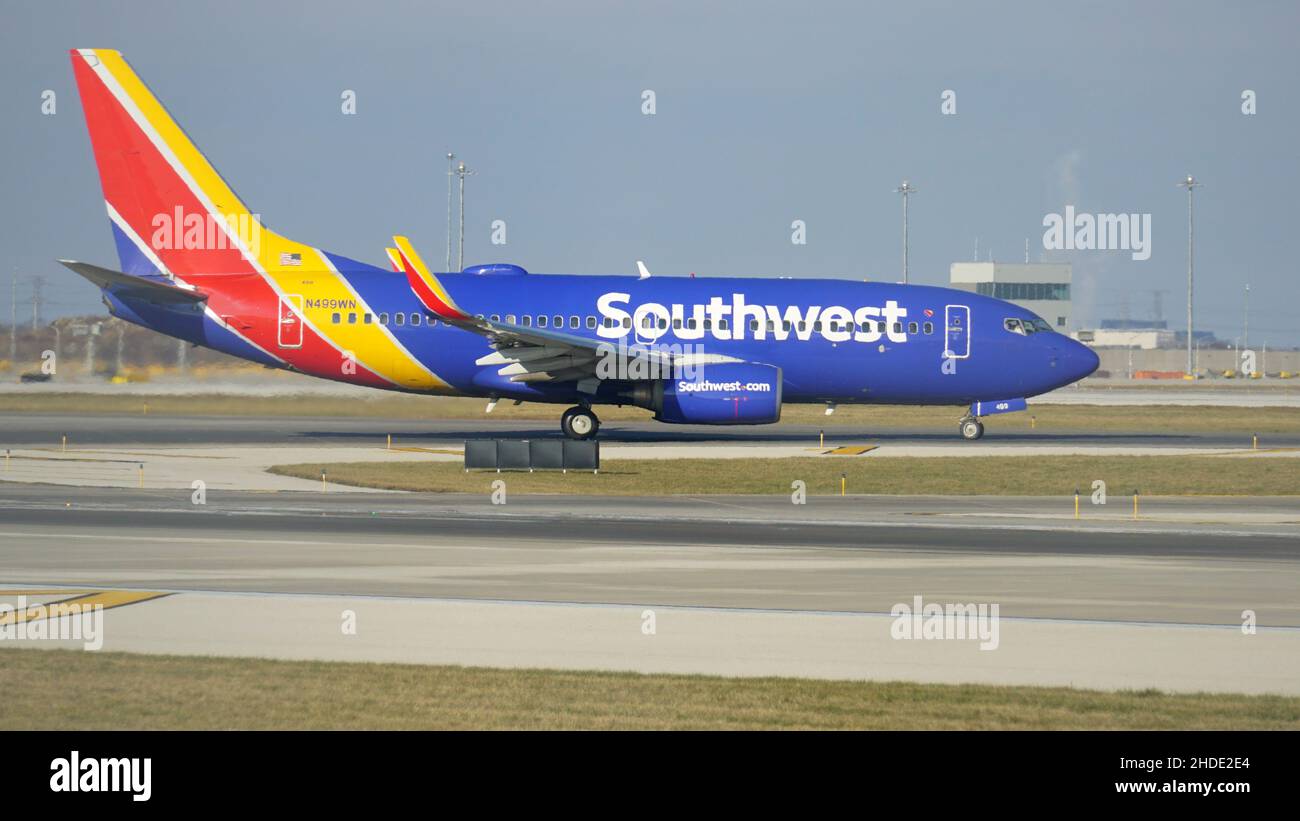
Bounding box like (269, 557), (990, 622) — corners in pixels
(960, 419), (984, 441)
(562, 407), (600, 440)
(559, 407), (577, 435)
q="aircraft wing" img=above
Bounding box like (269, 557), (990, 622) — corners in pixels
(391, 236), (715, 387)
(58, 259), (208, 306)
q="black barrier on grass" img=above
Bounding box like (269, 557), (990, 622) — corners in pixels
(464, 439), (599, 472)
(464, 439), (499, 470)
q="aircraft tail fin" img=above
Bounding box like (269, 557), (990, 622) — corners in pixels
(69, 49), (328, 279)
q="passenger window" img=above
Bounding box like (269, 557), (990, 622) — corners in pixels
(569, 316), (580, 329)
(331, 312), (340, 324)
(491, 314), (500, 323)
(395, 313), (405, 327)
(505, 314), (516, 324)
(674, 318), (683, 330)
(363, 313), (372, 325)
(586, 316), (596, 329)
(797, 321), (806, 332)
(704, 319), (713, 330)
(908, 321), (918, 334)
(783, 321), (792, 331)
(923, 321), (933, 334)
(379, 312), (389, 325)
(347, 313), (356, 324)
(749, 320), (759, 332)
(622, 317), (631, 329)
(538, 315), (548, 328)
(411, 313), (421, 326)
(522, 315), (532, 327)
(554, 315), (563, 328)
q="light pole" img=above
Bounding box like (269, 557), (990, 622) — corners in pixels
(445, 152), (455, 272)
(1177, 175), (1201, 377)
(1243, 282), (1250, 353)
(456, 160), (476, 272)
(895, 180), (916, 284)
(8, 273), (16, 367)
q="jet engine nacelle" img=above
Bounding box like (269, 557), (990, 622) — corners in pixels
(649, 363), (783, 425)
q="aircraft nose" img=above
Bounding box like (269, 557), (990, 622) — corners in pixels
(1062, 339), (1100, 382)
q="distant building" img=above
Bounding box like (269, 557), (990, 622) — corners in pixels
(1074, 321), (1215, 350)
(1074, 328), (1175, 350)
(949, 262), (1072, 330)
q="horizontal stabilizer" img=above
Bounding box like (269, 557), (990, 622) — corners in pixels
(58, 260), (207, 305)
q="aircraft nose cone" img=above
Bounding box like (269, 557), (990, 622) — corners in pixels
(1063, 339), (1100, 382)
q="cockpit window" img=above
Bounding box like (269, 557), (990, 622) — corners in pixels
(1003, 318), (1025, 335)
(1030, 318), (1053, 333)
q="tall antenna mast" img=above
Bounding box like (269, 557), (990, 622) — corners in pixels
(445, 152), (456, 272)
(456, 160), (477, 272)
(894, 180), (916, 283)
(1177, 174), (1202, 377)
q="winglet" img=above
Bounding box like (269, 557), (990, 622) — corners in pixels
(385, 247), (404, 273)
(636, 261), (651, 280)
(393, 235), (469, 320)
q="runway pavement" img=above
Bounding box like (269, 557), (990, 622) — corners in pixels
(2, 483), (1298, 693)
(2, 410), (1294, 449)
(2, 409), (1297, 695)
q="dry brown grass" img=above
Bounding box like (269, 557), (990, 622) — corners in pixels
(1, 648), (1295, 729)
(271, 454), (1300, 496)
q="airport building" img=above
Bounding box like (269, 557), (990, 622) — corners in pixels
(1074, 319), (1176, 350)
(949, 262), (1072, 330)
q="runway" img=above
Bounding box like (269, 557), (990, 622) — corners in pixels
(2, 410), (1295, 449)
(2, 485), (1298, 624)
(2, 410), (1297, 694)
(3, 482), (1300, 694)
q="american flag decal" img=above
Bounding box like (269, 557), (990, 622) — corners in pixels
(280, 252), (302, 266)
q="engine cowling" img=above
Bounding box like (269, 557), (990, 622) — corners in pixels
(651, 363), (783, 425)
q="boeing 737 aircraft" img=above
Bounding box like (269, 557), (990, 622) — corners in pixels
(62, 49), (1099, 440)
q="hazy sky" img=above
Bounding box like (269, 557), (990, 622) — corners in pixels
(3, 0), (1298, 345)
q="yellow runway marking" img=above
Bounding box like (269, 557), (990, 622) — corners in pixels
(825, 446), (878, 455)
(0, 589), (171, 625)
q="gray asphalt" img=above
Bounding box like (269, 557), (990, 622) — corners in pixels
(1, 411), (1290, 448)
(2, 484), (1297, 627)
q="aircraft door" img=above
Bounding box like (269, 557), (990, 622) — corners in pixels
(278, 294), (304, 348)
(944, 304), (970, 359)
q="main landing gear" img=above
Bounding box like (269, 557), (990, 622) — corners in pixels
(959, 416), (985, 441)
(561, 406), (600, 440)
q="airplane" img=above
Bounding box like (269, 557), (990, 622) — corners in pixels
(62, 48), (1099, 441)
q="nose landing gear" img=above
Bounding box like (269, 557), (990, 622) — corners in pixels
(561, 406), (600, 440)
(959, 416), (985, 441)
